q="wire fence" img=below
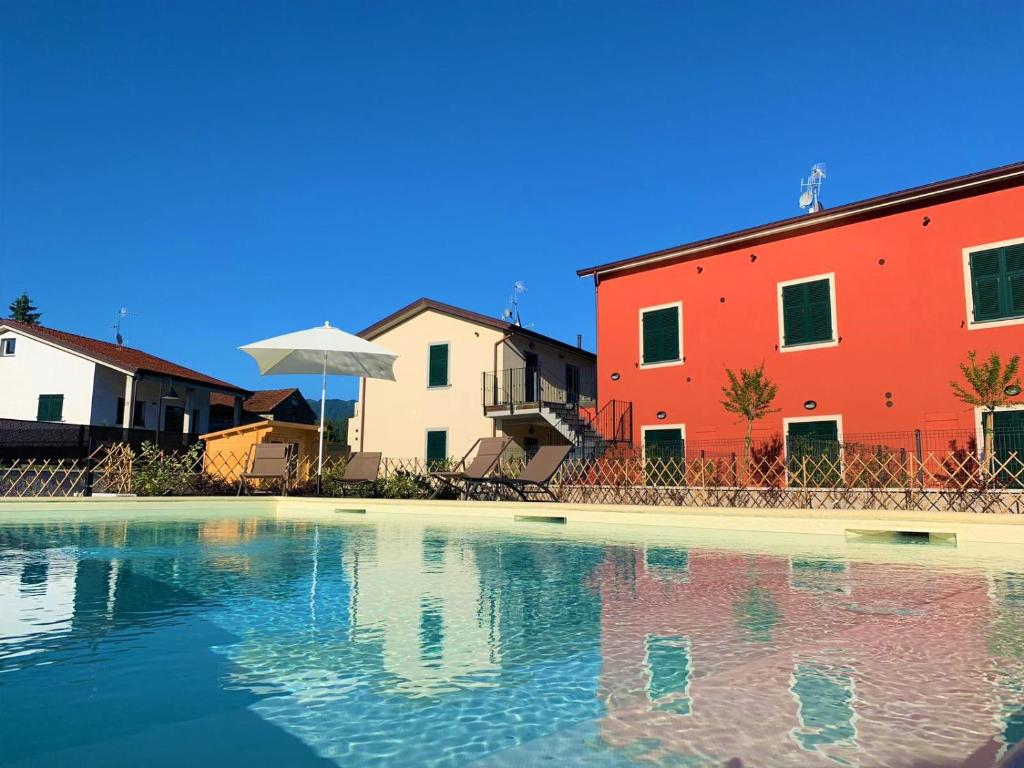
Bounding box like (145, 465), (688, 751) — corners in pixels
(1, 429), (1023, 514)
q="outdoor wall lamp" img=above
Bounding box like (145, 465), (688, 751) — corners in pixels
(1005, 385), (1022, 397)
(656, 411), (667, 420)
(803, 400), (817, 411)
(610, 372), (621, 381)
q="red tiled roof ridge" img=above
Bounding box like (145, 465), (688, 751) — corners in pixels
(0, 318), (248, 393)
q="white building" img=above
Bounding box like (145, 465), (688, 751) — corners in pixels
(353, 298), (601, 461)
(0, 319), (249, 438)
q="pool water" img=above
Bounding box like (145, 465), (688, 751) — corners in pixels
(1, 513), (1022, 767)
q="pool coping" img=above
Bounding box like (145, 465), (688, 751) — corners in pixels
(2, 495), (1023, 545)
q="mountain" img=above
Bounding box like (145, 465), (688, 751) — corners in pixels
(305, 398), (356, 421)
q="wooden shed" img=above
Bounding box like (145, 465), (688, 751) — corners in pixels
(201, 420), (321, 482)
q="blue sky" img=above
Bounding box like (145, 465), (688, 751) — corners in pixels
(2, 1), (1021, 400)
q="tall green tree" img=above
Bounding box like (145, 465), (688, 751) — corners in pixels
(950, 350), (1021, 476)
(721, 364), (779, 484)
(8, 292), (42, 325)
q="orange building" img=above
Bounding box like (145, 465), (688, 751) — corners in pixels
(578, 161), (1024, 459)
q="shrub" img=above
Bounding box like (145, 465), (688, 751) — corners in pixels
(132, 442), (204, 496)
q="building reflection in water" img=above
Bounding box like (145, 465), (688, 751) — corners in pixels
(595, 545), (1024, 767)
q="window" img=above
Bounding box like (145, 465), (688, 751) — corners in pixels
(0, 338), (15, 356)
(778, 275), (836, 350)
(427, 343), (450, 387)
(644, 635), (692, 715)
(425, 429), (448, 468)
(36, 394), (64, 422)
(640, 303), (682, 366)
(967, 242), (1024, 324)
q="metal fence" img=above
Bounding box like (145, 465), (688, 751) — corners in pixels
(2, 430), (1022, 514)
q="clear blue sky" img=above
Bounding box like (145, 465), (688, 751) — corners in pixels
(2, 1), (1021, 400)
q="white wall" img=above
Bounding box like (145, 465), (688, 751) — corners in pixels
(91, 364), (127, 426)
(0, 329), (98, 423)
(0, 328), (219, 432)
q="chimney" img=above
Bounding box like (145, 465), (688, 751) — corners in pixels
(576, 334), (583, 349)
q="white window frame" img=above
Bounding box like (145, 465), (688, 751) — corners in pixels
(424, 427), (449, 463)
(962, 236), (1024, 330)
(638, 301), (684, 369)
(426, 341), (451, 389)
(777, 273), (839, 353)
(641, 423), (686, 459)
(0, 337), (15, 356)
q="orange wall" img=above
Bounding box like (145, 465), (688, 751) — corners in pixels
(594, 186), (1024, 445)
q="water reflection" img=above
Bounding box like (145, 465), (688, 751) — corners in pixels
(0, 518), (1022, 767)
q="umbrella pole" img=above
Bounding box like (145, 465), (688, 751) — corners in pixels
(318, 351), (326, 493)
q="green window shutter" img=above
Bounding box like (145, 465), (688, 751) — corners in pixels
(37, 394), (64, 422)
(425, 430), (447, 465)
(1004, 244), (1024, 316)
(428, 344), (449, 387)
(782, 279), (832, 346)
(644, 427), (684, 460)
(971, 248), (1003, 321)
(642, 307), (680, 364)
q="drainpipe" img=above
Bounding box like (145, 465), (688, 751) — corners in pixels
(491, 333), (514, 435)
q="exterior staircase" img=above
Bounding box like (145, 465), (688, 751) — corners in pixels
(540, 400), (632, 459)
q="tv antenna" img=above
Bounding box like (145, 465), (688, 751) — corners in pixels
(113, 307), (137, 346)
(503, 281), (527, 327)
(799, 163), (827, 214)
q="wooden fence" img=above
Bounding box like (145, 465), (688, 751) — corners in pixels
(1, 440), (1022, 514)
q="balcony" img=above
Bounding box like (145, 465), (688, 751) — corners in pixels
(482, 365), (596, 415)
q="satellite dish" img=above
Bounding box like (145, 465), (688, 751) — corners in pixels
(799, 163), (827, 213)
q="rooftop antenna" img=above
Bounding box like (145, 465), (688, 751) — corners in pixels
(113, 307), (137, 346)
(503, 281), (527, 327)
(799, 163), (827, 214)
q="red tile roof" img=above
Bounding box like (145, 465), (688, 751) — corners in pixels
(210, 388), (298, 412)
(577, 159), (1024, 278)
(0, 319), (248, 394)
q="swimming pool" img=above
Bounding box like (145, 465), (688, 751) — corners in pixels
(1, 506), (1022, 767)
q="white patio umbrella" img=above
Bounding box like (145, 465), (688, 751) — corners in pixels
(239, 322), (397, 479)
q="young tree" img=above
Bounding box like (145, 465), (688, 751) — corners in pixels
(950, 350), (1021, 477)
(721, 364), (780, 484)
(8, 292), (42, 325)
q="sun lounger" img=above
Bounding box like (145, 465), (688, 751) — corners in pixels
(237, 443), (293, 496)
(429, 437), (510, 499)
(486, 444), (571, 501)
(332, 452), (382, 494)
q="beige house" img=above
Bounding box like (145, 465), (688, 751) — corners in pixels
(352, 298), (608, 461)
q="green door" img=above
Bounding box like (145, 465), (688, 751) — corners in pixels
(994, 411), (1024, 488)
(787, 420), (841, 487)
(645, 427), (684, 485)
